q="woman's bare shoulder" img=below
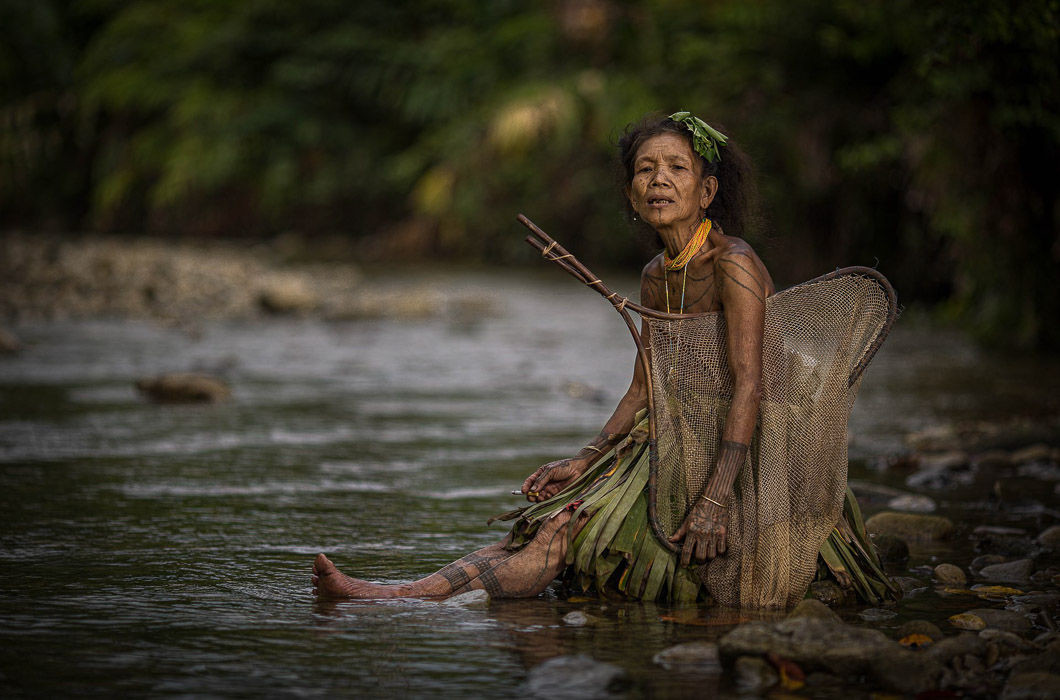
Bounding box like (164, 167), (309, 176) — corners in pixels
(712, 232), (775, 299)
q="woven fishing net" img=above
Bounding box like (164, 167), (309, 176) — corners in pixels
(646, 269), (896, 609)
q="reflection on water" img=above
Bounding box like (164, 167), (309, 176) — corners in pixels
(1, 270), (1058, 695)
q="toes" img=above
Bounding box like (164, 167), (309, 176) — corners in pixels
(313, 553), (333, 575)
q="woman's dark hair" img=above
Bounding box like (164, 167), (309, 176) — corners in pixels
(618, 113), (758, 242)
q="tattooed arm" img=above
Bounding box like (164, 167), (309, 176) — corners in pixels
(669, 246), (769, 565)
(522, 260), (662, 503)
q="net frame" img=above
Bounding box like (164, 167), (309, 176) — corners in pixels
(519, 215), (898, 557)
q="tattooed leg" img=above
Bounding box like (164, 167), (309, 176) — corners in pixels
(312, 543), (511, 600)
(458, 511), (577, 599)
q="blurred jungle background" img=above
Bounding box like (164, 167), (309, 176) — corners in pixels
(2, 0), (1058, 348)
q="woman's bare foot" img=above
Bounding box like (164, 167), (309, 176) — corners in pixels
(311, 553), (409, 599)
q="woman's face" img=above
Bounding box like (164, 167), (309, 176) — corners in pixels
(627, 132), (714, 233)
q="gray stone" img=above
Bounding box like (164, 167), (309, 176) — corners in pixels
(1010, 647), (1060, 677)
(898, 620), (945, 642)
(964, 608), (1033, 633)
(562, 611), (588, 626)
(733, 656), (778, 693)
(442, 589), (490, 609)
(859, 607), (898, 622)
(893, 576), (929, 596)
(871, 533), (910, 564)
(869, 646), (944, 695)
(971, 554), (1008, 574)
(865, 512), (954, 542)
(789, 598), (843, 622)
(887, 493), (937, 513)
(1002, 672), (1060, 700)
(979, 628), (1038, 655)
(720, 617), (896, 677)
(135, 373), (231, 403)
(979, 559), (1035, 582)
(935, 563), (968, 585)
(523, 655), (628, 699)
(652, 642), (721, 672)
(925, 632), (987, 664)
(807, 581), (848, 608)
(1038, 525), (1060, 549)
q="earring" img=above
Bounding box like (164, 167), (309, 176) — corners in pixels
(632, 214), (638, 222)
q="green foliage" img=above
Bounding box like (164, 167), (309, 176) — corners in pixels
(2, 0), (1058, 348)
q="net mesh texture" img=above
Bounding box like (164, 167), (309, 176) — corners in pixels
(647, 270), (895, 609)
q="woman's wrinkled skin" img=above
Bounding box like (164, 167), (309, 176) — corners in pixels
(313, 126), (774, 600)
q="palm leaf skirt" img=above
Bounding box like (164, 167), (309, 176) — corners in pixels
(494, 415), (899, 606)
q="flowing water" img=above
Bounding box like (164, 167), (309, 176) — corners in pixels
(1, 270), (1058, 697)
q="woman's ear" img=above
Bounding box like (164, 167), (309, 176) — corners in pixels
(701, 175), (719, 210)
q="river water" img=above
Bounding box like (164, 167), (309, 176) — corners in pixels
(1, 270), (1057, 697)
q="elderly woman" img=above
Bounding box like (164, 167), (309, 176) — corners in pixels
(313, 112), (892, 607)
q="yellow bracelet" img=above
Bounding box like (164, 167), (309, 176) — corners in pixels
(702, 496), (727, 508)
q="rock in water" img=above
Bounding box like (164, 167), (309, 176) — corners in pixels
(135, 373), (231, 403)
(865, 512), (954, 542)
(979, 559), (1035, 582)
(562, 611), (588, 626)
(733, 656), (778, 692)
(523, 655), (628, 699)
(871, 533), (910, 564)
(934, 563), (967, 585)
(442, 589), (489, 609)
(789, 598), (842, 622)
(962, 608), (1032, 633)
(1038, 525), (1060, 549)
(652, 642), (721, 672)
(887, 494), (937, 513)
(1002, 672), (1060, 700)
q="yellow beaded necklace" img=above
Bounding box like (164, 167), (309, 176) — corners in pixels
(663, 218), (711, 314)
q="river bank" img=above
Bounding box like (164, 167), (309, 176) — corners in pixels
(0, 232), (492, 325)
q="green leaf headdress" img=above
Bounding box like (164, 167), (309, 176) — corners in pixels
(668, 111), (728, 163)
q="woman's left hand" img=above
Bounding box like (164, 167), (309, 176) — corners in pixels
(668, 498), (729, 567)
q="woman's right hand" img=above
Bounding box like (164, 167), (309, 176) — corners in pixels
(521, 457), (589, 503)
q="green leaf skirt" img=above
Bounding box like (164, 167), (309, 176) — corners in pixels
(492, 415), (900, 606)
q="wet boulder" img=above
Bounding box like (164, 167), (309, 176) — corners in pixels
(135, 373), (231, 403)
(1038, 525), (1060, 550)
(934, 563), (967, 585)
(652, 642), (721, 672)
(523, 654), (628, 699)
(1002, 672), (1060, 700)
(719, 616), (895, 678)
(979, 559), (1035, 583)
(733, 656), (778, 693)
(443, 589), (489, 609)
(562, 611), (588, 626)
(961, 608), (1033, 633)
(865, 512), (954, 542)
(788, 598), (842, 622)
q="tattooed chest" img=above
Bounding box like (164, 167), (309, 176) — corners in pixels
(661, 270), (720, 313)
